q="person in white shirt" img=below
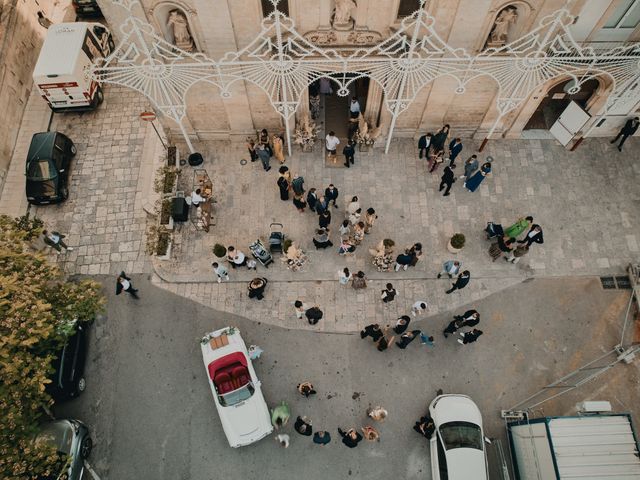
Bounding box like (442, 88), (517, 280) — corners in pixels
(212, 262), (229, 283)
(191, 188), (205, 207)
(294, 300), (308, 319)
(226, 245), (247, 268)
(275, 433), (290, 448)
(116, 272), (139, 298)
(338, 267), (352, 285)
(411, 300), (428, 317)
(349, 97), (360, 119)
(42, 230), (73, 253)
(346, 196), (360, 216)
(325, 131), (340, 158)
(437, 260), (461, 279)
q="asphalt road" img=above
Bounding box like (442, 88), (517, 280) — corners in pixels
(55, 275), (639, 480)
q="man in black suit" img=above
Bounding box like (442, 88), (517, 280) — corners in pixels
(611, 117), (639, 151)
(518, 224), (544, 248)
(418, 132), (432, 159)
(439, 164), (456, 196)
(446, 270), (470, 294)
(116, 272), (139, 299)
(324, 184), (339, 208)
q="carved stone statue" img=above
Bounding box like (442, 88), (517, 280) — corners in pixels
(489, 6), (518, 46)
(333, 0), (356, 29)
(168, 9), (195, 52)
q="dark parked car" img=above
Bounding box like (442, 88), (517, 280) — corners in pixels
(35, 419), (92, 480)
(72, 0), (103, 17)
(25, 132), (76, 205)
(46, 321), (89, 401)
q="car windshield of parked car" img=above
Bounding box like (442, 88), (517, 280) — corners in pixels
(218, 383), (255, 407)
(439, 421), (483, 450)
(27, 159), (56, 180)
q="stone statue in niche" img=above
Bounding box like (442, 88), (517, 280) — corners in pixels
(332, 0), (357, 30)
(167, 9), (195, 52)
(487, 5), (518, 47)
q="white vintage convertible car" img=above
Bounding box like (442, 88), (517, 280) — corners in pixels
(200, 327), (273, 447)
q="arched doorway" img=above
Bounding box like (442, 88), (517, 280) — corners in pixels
(523, 78), (601, 131)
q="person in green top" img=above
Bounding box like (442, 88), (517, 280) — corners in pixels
(271, 401), (291, 430)
(504, 216), (533, 239)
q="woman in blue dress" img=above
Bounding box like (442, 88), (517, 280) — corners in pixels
(464, 161), (491, 192)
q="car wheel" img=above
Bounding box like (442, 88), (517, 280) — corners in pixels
(77, 377), (86, 392)
(96, 88), (104, 105)
(70, 144), (77, 156)
(61, 186), (69, 201)
(80, 437), (92, 459)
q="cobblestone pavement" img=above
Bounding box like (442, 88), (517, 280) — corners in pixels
(152, 134), (640, 331)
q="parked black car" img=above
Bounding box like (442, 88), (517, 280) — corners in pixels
(46, 322), (89, 401)
(35, 419), (92, 480)
(72, 0), (103, 17)
(25, 132), (76, 205)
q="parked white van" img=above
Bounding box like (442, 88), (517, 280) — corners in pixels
(33, 22), (114, 112)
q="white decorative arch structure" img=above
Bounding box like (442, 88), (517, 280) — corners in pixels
(93, 0), (640, 154)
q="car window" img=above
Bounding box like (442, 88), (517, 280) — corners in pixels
(437, 435), (449, 479)
(54, 134), (66, 151)
(27, 159), (56, 180)
(52, 147), (65, 169)
(218, 383), (255, 407)
(439, 421), (483, 450)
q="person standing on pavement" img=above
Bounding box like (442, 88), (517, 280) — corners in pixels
(362, 426), (380, 442)
(294, 300), (308, 319)
(339, 219), (351, 240)
(411, 301), (428, 316)
(351, 271), (367, 290)
(255, 143), (271, 172)
(443, 317), (464, 338)
(505, 244), (530, 264)
(42, 230), (73, 253)
(294, 416), (313, 436)
(364, 208), (377, 234)
(312, 228), (332, 249)
(349, 97), (361, 119)
(293, 192), (307, 213)
(489, 236), (515, 262)
(346, 196), (360, 216)
(275, 433), (290, 448)
(413, 416), (435, 439)
(338, 267), (352, 285)
(211, 262), (230, 283)
(461, 154), (478, 179)
(226, 246), (247, 268)
(246, 137), (257, 162)
(504, 216), (533, 239)
(446, 270), (470, 294)
(439, 164), (456, 196)
(376, 328), (395, 352)
(396, 330), (421, 349)
(271, 401), (290, 429)
(338, 428), (363, 448)
(518, 224), (544, 248)
(458, 329), (483, 345)
(459, 309), (480, 327)
(394, 315), (411, 334)
(381, 283), (397, 303)
(464, 161), (491, 192)
(305, 305), (324, 325)
(448, 138), (463, 166)
(367, 406), (388, 422)
(611, 117), (639, 151)
(431, 124), (450, 153)
(313, 431), (332, 445)
(307, 187), (318, 212)
(418, 132), (432, 159)
(360, 323), (383, 341)
(297, 381), (317, 397)
(319, 209), (332, 229)
(325, 184), (339, 208)
(116, 272), (139, 299)
(247, 278), (268, 300)
(343, 140), (355, 167)
(325, 131), (340, 162)
(437, 259), (461, 279)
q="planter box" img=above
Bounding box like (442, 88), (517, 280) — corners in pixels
(156, 239), (172, 261)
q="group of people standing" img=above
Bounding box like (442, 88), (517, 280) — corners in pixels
(486, 215), (544, 264)
(247, 128), (286, 172)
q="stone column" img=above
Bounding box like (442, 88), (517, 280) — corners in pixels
(296, 87), (310, 125)
(365, 80), (384, 127)
(354, 0), (370, 30)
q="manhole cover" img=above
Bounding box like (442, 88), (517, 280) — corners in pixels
(600, 276), (616, 289)
(615, 276), (632, 289)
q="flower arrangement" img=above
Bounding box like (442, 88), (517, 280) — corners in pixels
(293, 113), (319, 150)
(352, 114), (383, 147)
(200, 326), (238, 344)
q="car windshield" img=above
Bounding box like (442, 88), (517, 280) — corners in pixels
(439, 421), (483, 450)
(219, 383), (255, 407)
(27, 159), (55, 180)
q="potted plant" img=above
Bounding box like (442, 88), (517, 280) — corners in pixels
(212, 243), (227, 259)
(447, 233), (465, 253)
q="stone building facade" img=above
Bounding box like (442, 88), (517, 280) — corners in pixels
(98, 0), (640, 147)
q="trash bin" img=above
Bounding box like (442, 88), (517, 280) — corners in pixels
(188, 152), (203, 166)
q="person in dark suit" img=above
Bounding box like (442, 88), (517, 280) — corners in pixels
(458, 329), (483, 345)
(396, 330), (421, 349)
(439, 164), (456, 196)
(413, 416), (435, 439)
(446, 270), (470, 294)
(458, 309), (480, 327)
(343, 140), (355, 168)
(518, 225), (544, 248)
(448, 138), (463, 165)
(393, 315), (410, 334)
(418, 132), (432, 159)
(443, 317), (464, 338)
(338, 428), (363, 448)
(307, 188), (318, 212)
(294, 416), (313, 436)
(611, 117), (639, 151)
(116, 272), (139, 299)
(360, 323), (383, 342)
(324, 184), (339, 208)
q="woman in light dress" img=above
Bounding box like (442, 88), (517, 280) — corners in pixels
(272, 134), (285, 164)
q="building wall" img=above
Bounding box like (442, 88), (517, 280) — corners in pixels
(98, 0), (640, 144)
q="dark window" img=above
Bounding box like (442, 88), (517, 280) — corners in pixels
(262, 0), (289, 17)
(439, 421), (484, 450)
(27, 159), (56, 180)
(397, 0), (421, 19)
(437, 436), (449, 480)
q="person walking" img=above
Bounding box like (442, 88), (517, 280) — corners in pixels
(407, 242), (423, 267)
(428, 148), (445, 174)
(360, 323), (383, 341)
(381, 283), (397, 303)
(394, 315), (411, 334)
(364, 208), (377, 234)
(459, 309), (480, 327)
(443, 317), (464, 338)
(411, 300), (428, 316)
(362, 426), (380, 442)
(439, 164), (456, 196)
(352, 221), (365, 245)
(293, 192), (307, 212)
(325, 184), (339, 208)
(297, 381), (317, 397)
(319, 209), (332, 229)
(394, 249), (413, 271)
(294, 300), (308, 319)
(346, 196), (360, 216)
(343, 140), (355, 167)
(42, 230), (74, 253)
(338, 428), (363, 448)
(505, 244), (530, 264)
(461, 154), (478, 179)
(275, 434), (290, 448)
(338, 219), (351, 240)
(376, 329), (395, 352)
(305, 305), (324, 325)
(255, 143), (271, 171)
(518, 224), (544, 248)
(431, 124), (450, 153)
(418, 132), (432, 159)
(351, 271), (367, 290)
(326, 131), (340, 162)
(312, 228), (333, 249)
(116, 272), (139, 299)
(246, 137), (257, 162)
(420, 332), (435, 348)
(338, 267), (352, 285)
(437, 259), (461, 279)
(458, 329), (483, 345)
(413, 416), (435, 439)
(271, 401), (291, 430)
(313, 431), (332, 445)
(294, 416), (313, 436)
(349, 97), (361, 118)
(611, 116), (639, 151)
(504, 216), (533, 239)
(211, 262), (230, 283)
(307, 187), (318, 212)
(446, 270), (470, 294)
(396, 330), (421, 349)
(464, 161), (491, 192)
(349, 208), (362, 227)
(247, 277), (268, 300)
(448, 138), (463, 165)
(367, 406), (388, 422)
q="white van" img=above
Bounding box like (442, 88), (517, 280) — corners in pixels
(33, 22), (114, 112)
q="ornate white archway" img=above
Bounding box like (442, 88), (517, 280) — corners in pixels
(93, 0), (640, 154)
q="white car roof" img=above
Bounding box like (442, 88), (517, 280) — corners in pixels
(430, 394), (483, 427)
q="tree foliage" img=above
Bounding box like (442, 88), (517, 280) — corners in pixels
(0, 215), (105, 479)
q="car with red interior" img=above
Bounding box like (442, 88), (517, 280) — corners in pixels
(200, 327), (272, 447)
